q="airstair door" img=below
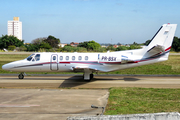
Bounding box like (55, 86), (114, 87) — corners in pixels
(51, 54), (58, 71)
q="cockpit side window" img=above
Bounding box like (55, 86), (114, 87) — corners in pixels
(27, 54), (35, 61)
(32, 58), (35, 61)
(35, 54), (40, 61)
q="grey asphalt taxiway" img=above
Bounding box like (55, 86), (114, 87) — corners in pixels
(0, 74), (180, 120)
(0, 75), (180, 89)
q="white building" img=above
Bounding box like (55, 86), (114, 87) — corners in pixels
(7, 17), (22, 40)
(59, 43), (67, 47)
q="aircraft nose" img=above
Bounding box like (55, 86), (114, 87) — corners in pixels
(2, 61), (22, 71)
(2, 64), (7, 70)
(2, 64), (11, 71)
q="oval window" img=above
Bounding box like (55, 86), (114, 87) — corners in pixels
(85, 56), (88, 60)
(60, 56), (63, 60)
(78, 56), (82, 60)
(66, 56), (69, 60)
(72, 56), (75, 60)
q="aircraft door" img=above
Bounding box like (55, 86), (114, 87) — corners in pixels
(51, 54), (58, 71)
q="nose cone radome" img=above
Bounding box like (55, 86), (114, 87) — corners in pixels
(2, 60), (24, 71)
(2, 63), (12, 71)
(2, 64), (8, 70)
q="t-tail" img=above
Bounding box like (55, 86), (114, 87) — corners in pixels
(143, 23), (177, 61)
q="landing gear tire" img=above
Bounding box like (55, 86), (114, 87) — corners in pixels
(18, 73), (24, 79)
(90, 73), (94, 80)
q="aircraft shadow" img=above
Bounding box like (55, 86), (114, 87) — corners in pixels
(59, 76), (140, 88)
(1, 75), (140, 88)
(123, 77), (140, 81)
(59, 76), (88, 88)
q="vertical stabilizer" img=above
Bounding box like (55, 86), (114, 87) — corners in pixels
(145, 24), (177, 58)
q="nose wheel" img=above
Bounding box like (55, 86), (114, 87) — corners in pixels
(18, 73), (24, 79)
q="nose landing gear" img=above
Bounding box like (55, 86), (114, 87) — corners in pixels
(18, 73), (24, 79)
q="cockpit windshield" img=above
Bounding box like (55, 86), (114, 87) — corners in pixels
(27, 54), (35, 61)
(27, 54), (41, 61)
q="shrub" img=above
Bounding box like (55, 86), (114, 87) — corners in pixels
(19, 46), (27, 51)
(8, 45), (16, 51)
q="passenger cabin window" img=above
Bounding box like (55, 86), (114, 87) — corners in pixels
(27, 54), (35, 61)
(72, 56), (75, 60)
(78, 56), (82, 60)
(85, 56), (88, 60)
(66, 56), (69, 60)
(60, 56), (63, 60)
(35, 54), (40, 61)
(53, 56), (56, 60)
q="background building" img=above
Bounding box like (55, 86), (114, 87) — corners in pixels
(7, 17), (22, 40)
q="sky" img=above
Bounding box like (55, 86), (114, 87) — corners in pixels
(0, 0), (180, 44)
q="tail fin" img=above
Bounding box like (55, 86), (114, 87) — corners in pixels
(145, 24), (177, 58)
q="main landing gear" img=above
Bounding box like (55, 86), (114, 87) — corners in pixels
(83, 69), (94, 81)
(18, 73), (24, 79)
(83, 73), (94, 81)
(90, 73), (94, 80)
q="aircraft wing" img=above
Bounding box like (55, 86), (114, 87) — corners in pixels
(72, 66), (98, 72)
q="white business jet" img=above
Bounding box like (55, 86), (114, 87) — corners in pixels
(2, 24), (177, 81)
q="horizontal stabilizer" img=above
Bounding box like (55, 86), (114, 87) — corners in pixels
(147, 45), (165, 54)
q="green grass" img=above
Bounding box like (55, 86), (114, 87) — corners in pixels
(105, 87), (180, 115)
(0, 54), (180, 75)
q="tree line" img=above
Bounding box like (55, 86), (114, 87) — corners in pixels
(0, 34), (180, 52)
